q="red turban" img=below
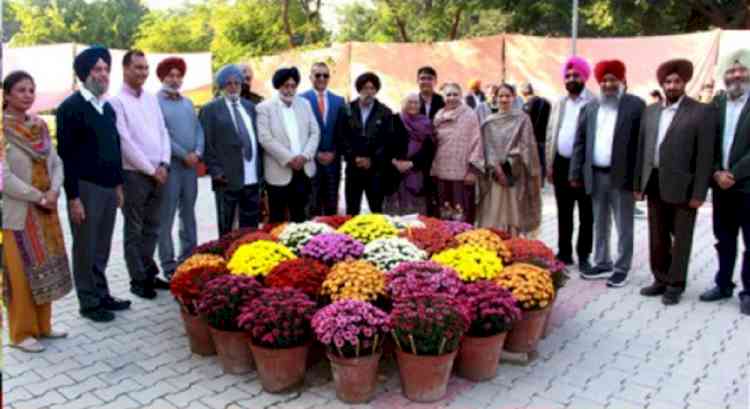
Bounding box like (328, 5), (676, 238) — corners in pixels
(156, 57), (187, 81)
(594, 60), (626, 83)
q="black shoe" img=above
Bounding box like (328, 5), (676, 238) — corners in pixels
(606, 272), (629, 288)
(101, 297), (132, 311)
(81, 308), (115, 322)
(152, 277), (170, 291)
(581, 265), (613, 280)
(557, 254), (574, 266)
(131, 281), (157, 299)
(640, 282), (667, 297)
(699, 286), (733, 302)
(661, 286), (682, 305)
(740, 295), (750, 316)
(578, 259), (593, 275)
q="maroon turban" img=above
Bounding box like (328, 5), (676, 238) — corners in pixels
(157, 57), (187, 81)
(594, 60), (626, 83)
(656, 59), (693, 84)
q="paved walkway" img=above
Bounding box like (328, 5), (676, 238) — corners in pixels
(3, 179), (749, 409)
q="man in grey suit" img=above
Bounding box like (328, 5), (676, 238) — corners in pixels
(199, 64), (262, 237)
(257, 67), (320, 222)
(570, 60), (645, 288)
(634, 59), (716, 305)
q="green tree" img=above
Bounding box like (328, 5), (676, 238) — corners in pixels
(3, 1), (22, 42)
(134, 5), (213, 52)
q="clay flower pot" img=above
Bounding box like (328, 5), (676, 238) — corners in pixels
(504, 305), (551, 353)
(456, 332), (507, 382)
(208, 327), (254, 374)
(395, 348), (457, 403)
(541, 297), (557, 339)
(180, 307), (216, 356)
(250, 342), (310, 393)
(327, 351), (382, 403)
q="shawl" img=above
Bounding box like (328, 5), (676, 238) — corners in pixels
(399, 112), (434, 193)
(431, 103), (483, 181)
(3, 113), (52, 161)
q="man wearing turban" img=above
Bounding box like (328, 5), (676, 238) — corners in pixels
(545, 56), (595, 274)
(257, 66), (321, 222)
(634, 58), (716, 306)
(701, 49), (750, 315)
(155, 57), (205, 280)
(56, 45), (131, 322)
(465, 78), (485, 109)
(570, 60), (645, 288)
(199, 64), (263, 236)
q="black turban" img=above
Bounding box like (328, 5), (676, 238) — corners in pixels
(355, 72), (381, 92)
(74, 45), (112, 82)
(272, 67), (301, 89)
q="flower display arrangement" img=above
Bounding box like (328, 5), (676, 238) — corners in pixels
(227, 240), (297, 277)
(386, 261), (464, 301)
(270, 223), (289, 239)
(191, 227), (258, 257)
(363, 237), (427, 271)
(505, 238), (568, 289)
(338, 214), (398, 244)
(417, 215), (446, 231)
(300, 233), (365, 265)
(455, 229), (512, 261)
(459, 281), (521, 337)
(442, 220), (474, 236)
(170, 254), (229, 314)
(432, 244), (504, 282)
(400, 226), (456, 255)
(279, 222), (335, 253)
(314, 215), (352, 229)
(385, 215), (426, 230)
(197, 275), (262, 331)
(494, 263), (555, 310)
(486, 227), (513, 241)
(237, 287), (317, 348)
(321, 260), (386, 302)
(311, 300), (390, 358)
(265, 258), (329, 297)
(390, 294), (470, 355)
(224, 231), (277, 259)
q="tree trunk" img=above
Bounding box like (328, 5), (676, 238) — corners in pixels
(449, 8), (463, 40)
(384, 0), (411, 42)
(282, 0), (295, 48)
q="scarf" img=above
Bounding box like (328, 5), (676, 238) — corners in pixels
(434, 103), (470, 129)
(3, 112), (52, 161)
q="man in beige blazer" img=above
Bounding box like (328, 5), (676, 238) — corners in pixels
(257, 66), (321, 222)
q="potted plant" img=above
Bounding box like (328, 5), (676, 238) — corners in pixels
(197, 275), (261, 374)
(311, 300), (390, 403)
(390, 294), (470, 402)
(265, 258), (329, 299)
(400, 226), (456, 255)
(432, 244), (504, 282)
(320, 260), (386, 303)
(170, 254), (228, 356)
(278, 221), (335, 253)
(226, 240), (297, 278)
(456, 281), (521, 381)
(224, 231), (277, 260)
(337, 214), (398, 244)
(238, 287), (317, 393)
(386, 261), (464, 302)
(300, 233), (365, 265)
(362, 237), (427, 271)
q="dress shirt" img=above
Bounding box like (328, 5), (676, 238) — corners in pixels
(80, 86), (106, 115)
(557, 96), (588, 158)
(655, 97), (683, 168)
(278, 99), (301, 155)
(224, 97), (258, 185)
(593, 102), (619, 167)
(422, 94), (432, 117)
(360, 101), (373, 129)
(722, 91), (750, 169)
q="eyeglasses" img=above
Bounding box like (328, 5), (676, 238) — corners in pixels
(314, 73), (330, 79)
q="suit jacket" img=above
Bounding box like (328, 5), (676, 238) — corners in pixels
(523, 96), (552, 146)
(256, 96), (321, 186)
(712, 93), (750, 193)
(419, 93), (445, 120)
(570, 93), (646, 194)
(634, 96), (716, 204)
(545, 89), (595, 173)
(335, 98), (394, 172)
(300, 89), (346, 153)
(199, 96), (262, 192)
(382, 114), (436, 196)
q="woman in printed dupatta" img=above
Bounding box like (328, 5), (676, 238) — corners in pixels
(2, 71), (72, 353)
(473, 83), (542, 237)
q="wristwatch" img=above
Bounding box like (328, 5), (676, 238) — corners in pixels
(39, 196), (48, 207)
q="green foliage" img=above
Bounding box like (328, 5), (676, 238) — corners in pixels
(134, 6), (213, 53)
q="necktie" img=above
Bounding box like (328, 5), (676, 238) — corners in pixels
(317, 93), (326, 124)
(232, 101), (254, 161)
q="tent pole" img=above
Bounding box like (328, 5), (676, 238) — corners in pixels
(571, 0), (579, 56)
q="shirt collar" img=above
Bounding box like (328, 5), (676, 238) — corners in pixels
(663, 96), (684, 111)
(79, 86), (102, 104)
(123, 82), (143, 98)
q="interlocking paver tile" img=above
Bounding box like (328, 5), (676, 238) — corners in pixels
(50, 392), (105, 409)
(93, 378), (144, 402)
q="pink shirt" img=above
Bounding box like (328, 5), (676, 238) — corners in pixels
(109, 84), (170, 175)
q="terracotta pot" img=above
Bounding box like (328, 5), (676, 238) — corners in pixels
(328, 351), (382, 403)
(504, 305), (551, 353)
(180, 308), (216, 356)
(541, 297), (557, 339)
(456, 332), (507, 381)
(395, 348), (457, 403)
(250, 342), (309, 393)
(208, 327), (254, 374)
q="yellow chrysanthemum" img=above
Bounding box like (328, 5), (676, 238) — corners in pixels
(431, 244), (504, 282)
(494, 263), (555, 311)
(455, 229), (512, 261)
(337, 214), (397, 244)
(320, 260), (386, 302)
(227, 240), (296, 277)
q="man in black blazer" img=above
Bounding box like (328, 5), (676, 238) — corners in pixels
(522, 83), (552, 181)
(701, 49), (750, 315)
(633, 59), (716, 305)
(199, 64), (262, 236)
(416, 66), (444, 217)
(570, 60), (645, 288)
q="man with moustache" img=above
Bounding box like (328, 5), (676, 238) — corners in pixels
(701, 49), (750, 315)
(57, 46), (131, 322)
(239, 64), (264, 105)
(257, 67), (320, 222)
(634, 59), (716, 305)
(155, 57), (205, 280)
(545, 56), (595, 273)
(416, 66), (444, 216)
(570, 60), (645, 287)
(301, 62), (346, 216)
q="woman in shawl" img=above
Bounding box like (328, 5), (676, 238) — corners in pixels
(473, 83), (542, 236)
(431, 83), (483, 223)
(383, 93), (436, 215)
(2, 71), (72, 353)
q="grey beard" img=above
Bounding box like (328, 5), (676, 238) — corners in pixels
(84, 77), (107, 97)
(162, 84), (180, 93)
(727, 81), (750, 99)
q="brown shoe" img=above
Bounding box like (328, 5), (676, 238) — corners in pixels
(661, 286), (682, 305)
(640, 282), (667, 297)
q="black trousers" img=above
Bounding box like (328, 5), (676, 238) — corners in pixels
(553, 154), (593, 261)
(122, 171), (165, 284)
(310, 161), (341, 216)
(345, 167), (384, 215)
(214, 184), (260, 237)
(713, 188), (750, 296)
(266, 171), (311, 223)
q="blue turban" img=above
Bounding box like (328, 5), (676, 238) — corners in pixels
(272, 67), (300, 89)
(74, 45), (111, 82)
(215, 64), (244, 89)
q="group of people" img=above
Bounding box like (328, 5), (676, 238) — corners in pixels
(2, 43), (749, 353)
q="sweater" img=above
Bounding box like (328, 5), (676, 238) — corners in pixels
(157, 91), (205, 162)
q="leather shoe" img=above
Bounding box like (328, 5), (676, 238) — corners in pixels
(578, 259), (593, 274)
(131, 281), (157, 299)
(741, 295), (750, 316)
(556, 254), (574, 266)
(81, 308), (115, 323)
(152, 277), (170, 291)
(661, 286), (682, 305)
(640, 282), (667, 297)
(101, 297), (132, 311)
(699, 286), (733, 302)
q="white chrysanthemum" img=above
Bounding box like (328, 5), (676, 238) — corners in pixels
(278, 221), (334, 253)
(363, 237), (427, 271)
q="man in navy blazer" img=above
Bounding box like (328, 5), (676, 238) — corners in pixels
(300, 62), (346, 215)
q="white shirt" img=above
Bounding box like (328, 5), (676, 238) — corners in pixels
(80, 86), (106, 115)
(278, 99), (301, 155)
(224, 97), (258, 185)
(593, 102), (619, 167)
(722, 91), (750, 169)
(655, 97), (683, 168)
(557, 96), (589, 158)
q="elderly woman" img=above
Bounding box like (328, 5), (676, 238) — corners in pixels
(431, 83), (483, 223)
(383, 93), (435, 215)
(3, 71), (72, 353)
(473, 83), (542, 236)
